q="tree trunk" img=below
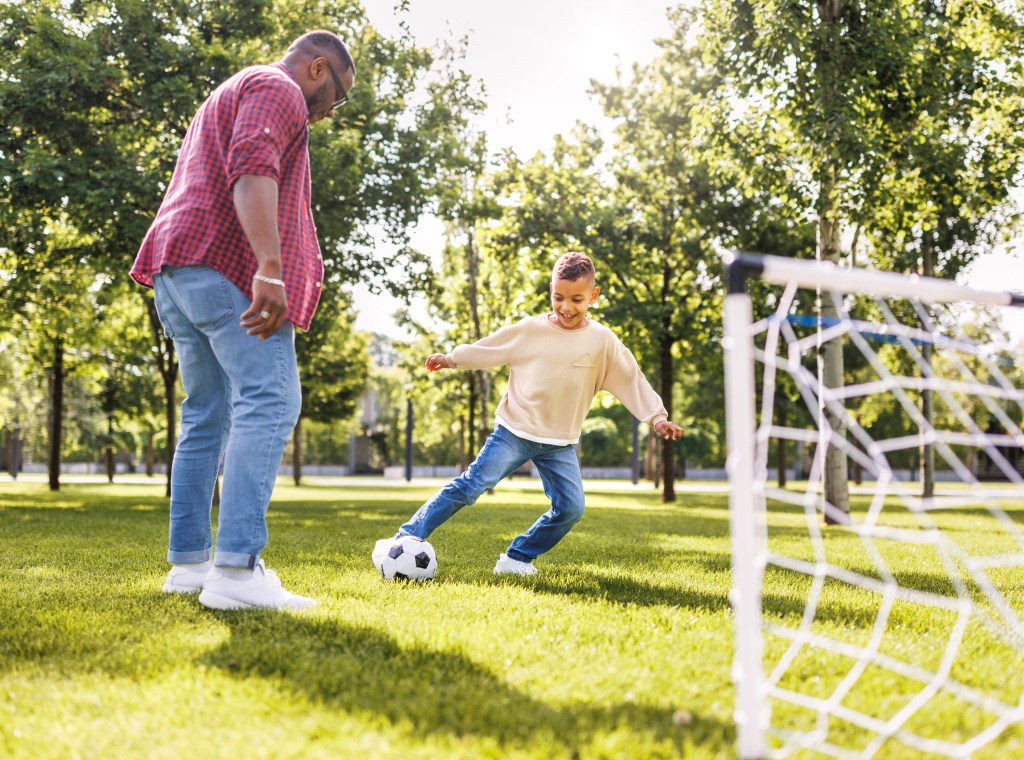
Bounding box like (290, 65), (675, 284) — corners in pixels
(47, 337), (64, 492)
(659, 333), (676, 503)
(921, 235), (935, 498)
(468, 374), (477, 455)
(463, 228), (491, 449)
(146, 430), (154, 477)
(459, 414), (468, 471)
(4, 430), (13, 477)
(817, 0), (849, 525)
(146, 297), (178, 498)
(477, 371), (490, 442)
(164, 383), (176, 497)
(817, 173), (850, 523)
(105, 414), (115, 484)
(293, 415), (303, 486)
(646, 430), (660, 489)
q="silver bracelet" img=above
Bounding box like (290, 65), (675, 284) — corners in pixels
(253, 273), (286, 287)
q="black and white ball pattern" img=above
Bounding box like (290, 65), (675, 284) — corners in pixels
(372, 536), (438, 580)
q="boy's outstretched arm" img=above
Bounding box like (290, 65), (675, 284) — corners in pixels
(655, 420), (684, 441)
(425, 353), (451, 372)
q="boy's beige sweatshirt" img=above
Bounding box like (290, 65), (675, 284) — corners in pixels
(445, 314), (668, 445)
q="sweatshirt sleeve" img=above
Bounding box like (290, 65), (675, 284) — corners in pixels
(601, 337), (669, 428)
(445, 322), (519, 370)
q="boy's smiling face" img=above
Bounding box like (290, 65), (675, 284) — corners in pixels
(549, 275), (600, 330)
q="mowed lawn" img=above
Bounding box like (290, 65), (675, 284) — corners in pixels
(7, 478), (1024, 759)
(0, 478), (737, 760)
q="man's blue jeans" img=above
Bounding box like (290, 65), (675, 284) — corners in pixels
(398, 425), (586, 562)
(153, 266), (301, 569)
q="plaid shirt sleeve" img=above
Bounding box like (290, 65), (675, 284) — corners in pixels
(227, 72), (309, 186)
(131, 64), (324, 331)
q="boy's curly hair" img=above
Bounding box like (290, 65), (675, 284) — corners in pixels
(554, 252), (595, 282)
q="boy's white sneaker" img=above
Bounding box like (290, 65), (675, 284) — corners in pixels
(162, 561), (212, 594)
(493, 553), (538, 576)
(198, 560), (317, 610)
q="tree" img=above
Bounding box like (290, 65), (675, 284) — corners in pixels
(853, 3), (1024, 496)
(292, 295), (369, 485)
(702, 0), (1024, 516)
(1, 222), (109, 489)
(504, 9), (732, 502)
(418, 40), (498, 453)
(1, 0), (483, 486)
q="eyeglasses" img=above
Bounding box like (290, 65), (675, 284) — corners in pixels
(324, 59), (349, 110)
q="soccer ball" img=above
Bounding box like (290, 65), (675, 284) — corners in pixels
(372, 536), (437, 581)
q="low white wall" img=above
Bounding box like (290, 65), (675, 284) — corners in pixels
(17, 463), (971, 483)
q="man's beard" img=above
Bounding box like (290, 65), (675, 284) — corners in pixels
(305, 80), (331, 112)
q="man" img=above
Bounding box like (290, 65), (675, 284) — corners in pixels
(131, 31), (355, 610)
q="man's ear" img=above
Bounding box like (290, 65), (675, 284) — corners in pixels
(310, 56), (328, 82)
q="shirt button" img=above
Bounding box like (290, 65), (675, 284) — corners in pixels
(264, 127), (270, 134)
(315, 281), (321, 288)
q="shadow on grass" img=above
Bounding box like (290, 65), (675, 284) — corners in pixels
(511, 566), (732, 613)
(198, 612), (734, 754)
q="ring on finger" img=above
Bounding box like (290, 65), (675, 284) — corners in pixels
(259, 310), (271, 320)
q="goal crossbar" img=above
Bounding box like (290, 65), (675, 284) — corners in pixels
(726, 251), (1024, 307)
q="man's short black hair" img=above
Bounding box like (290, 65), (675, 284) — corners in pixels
(289, 30), (355, 75)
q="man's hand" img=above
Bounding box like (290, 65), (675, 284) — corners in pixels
(241, 275), (288, 339)
(425, 354), (450, 372)
(233, 174), (286, 339)
(655, 420), (684, 441)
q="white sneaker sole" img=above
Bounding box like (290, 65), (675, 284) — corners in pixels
(162, 583), (202, 595)
(198, 590), (254, 610)
(197, 589), (317, 611)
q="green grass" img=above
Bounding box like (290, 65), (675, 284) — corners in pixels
(4, 478), (1024, 758)
(0, 478), (734, 760)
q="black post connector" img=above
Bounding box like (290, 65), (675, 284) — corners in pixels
(725, 252), (765, 295)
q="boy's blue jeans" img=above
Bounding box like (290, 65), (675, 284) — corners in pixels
(152, 266), (301, 569)
(398, 425), (586, 562)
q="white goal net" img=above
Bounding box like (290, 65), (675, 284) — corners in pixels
(723, 252), (1024, 759)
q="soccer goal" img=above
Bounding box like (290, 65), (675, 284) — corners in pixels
(723, 252), (1024, 758)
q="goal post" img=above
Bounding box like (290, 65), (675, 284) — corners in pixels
(722, 251), (1024, 758)
(724, 265), (768, 759)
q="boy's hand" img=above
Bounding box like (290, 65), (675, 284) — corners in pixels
(655, 420), (684, 441)
(425, 354), (450, 372)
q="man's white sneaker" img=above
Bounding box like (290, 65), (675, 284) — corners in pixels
(493, 553), (538, 576)
(198, 560), (317, 610)
(162, 561), (212, 594)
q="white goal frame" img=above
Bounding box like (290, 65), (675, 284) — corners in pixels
(722, 251), (1024, 759)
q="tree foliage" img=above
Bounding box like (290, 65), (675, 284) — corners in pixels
(0, 0), (481, 482)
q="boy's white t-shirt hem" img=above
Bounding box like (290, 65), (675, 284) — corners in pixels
(494, 415), (578, 446)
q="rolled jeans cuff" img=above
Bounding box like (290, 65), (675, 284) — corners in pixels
(213, 551), (259, 570)
(167, 547), (212, 564)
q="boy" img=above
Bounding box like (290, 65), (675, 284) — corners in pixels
(381, 252), (683, 576)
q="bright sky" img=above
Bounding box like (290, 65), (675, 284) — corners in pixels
(349, 2), (1023, 342)
(353, 0), (676, 337)
(360, 0), (675, 158)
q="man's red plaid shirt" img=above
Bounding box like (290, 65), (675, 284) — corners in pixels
(131, 63), (324, 331)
